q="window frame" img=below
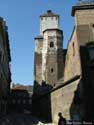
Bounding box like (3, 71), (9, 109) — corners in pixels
(50, 41), (54, 48)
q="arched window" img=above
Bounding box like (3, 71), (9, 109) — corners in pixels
(50, 42), (54, 48)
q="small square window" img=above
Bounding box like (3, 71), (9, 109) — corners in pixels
(41, 17), (43, 20)
(51, 17), (53, 20)
(56, 17), (58, 20)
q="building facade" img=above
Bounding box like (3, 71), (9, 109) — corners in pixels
(9, 84), (32, 113)
(33, 1), (94, 124)
(63, 0), (94, 122)
(0, 17), (11, 116)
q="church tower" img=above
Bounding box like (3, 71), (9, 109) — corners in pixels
(34, 10), (64, 88)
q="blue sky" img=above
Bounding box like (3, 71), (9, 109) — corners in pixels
(0, 0), (78, 85)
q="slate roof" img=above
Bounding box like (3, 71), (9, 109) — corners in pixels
(40, 10), (59, 17)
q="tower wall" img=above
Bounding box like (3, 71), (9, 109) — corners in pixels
(42, 29), (63, 86)
(40, 16), (59, 35)
(75, 9), (94, 25)
(64, 29), (81, 81)
(34, 38), (43, 85)
(77, 25), (94, 45)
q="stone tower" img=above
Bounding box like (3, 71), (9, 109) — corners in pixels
(34, 10), (64, 89)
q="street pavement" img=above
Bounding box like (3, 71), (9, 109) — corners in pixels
(0, 113), (52, 125)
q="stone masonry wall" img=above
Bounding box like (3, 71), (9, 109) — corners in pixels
(34, 38), (43, 85)
(50, 28), (82, 124)
(75, 9), (94, 25)
(42, 30), (63, 86)
(51, 80), (79, 124)
(40, 17), (59, 35)
(53, 28), (82, 121)
(77, 25), (94, 45)
(64, 28), (81, 81)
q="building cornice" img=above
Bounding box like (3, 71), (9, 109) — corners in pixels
(40, 10), (59, 18)
(72, 4), (94, 16)
(43, 28), (63, 34)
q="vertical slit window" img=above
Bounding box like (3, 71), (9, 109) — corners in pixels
(51, 68), (53, 73)
(73, 42), (75, 56)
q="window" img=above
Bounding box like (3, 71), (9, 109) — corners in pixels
(88, 46), (94, 60)
(12, 99), (15, 104)
(23, 100), (26, 104)
(56, 17), (58, 20)
(51, 68), (53, 73)
(18, 99), (21, 104)
(51, 17), (53, 20)
(50, 42), (54, 48)
(87, 42), (94, 61)
(53, 83), (56, 86)
(92, 24), (94, 27)
(41, 17), (43, 20)
(72, 42), (75, 56)
(29, 99), (32, 104)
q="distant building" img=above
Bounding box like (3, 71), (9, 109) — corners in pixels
(9, 84), (33, 113)
(0, 17), (11, 116)
(11, 83), (33, 95)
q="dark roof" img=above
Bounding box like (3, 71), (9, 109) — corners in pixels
(34, 35), (43, 40)
(0, 17), (3, 22)
(43, 28), (63, 34)
(40, 10), (59, 17)
(11, 84), (33, 93)
(72, 0), (94, 16)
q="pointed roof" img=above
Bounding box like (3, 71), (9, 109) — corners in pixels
(40, 10), (59, 17)
(72, 0), (94, 16)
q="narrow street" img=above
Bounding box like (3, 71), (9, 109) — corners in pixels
(0, 113), (45, 125)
